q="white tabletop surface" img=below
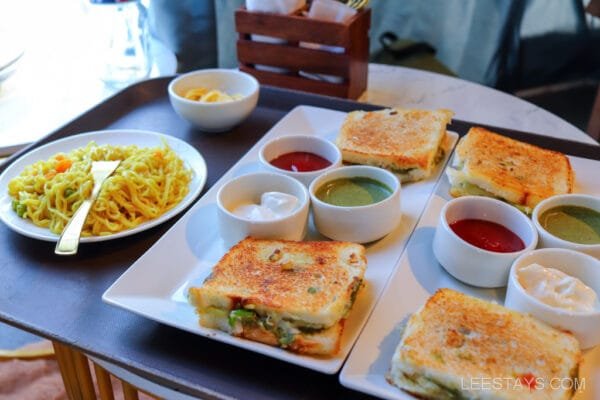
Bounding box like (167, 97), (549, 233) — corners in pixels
(362, 63), (597, 145)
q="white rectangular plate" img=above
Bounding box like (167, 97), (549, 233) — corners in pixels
(340, 154), (600, 398)
(103, 105), (458, 374)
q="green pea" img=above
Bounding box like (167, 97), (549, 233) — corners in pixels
(16, 203), (27, 218)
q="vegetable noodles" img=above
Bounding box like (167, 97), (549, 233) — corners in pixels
(8, 142), (192, 236)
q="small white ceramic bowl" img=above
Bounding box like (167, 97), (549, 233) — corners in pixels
(258, 135), (342, 187)
(217, 172), (309, 248)
(432, 196), (538, 288)
(505, 248), (600, 349)
(168, 69), (259, 132)
(532, 194), (600, 259)
(308, 166), (401, 243)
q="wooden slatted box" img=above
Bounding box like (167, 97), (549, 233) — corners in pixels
(235, 7), (370, 99)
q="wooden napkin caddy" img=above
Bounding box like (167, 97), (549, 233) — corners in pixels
(235, 7), (370, 99)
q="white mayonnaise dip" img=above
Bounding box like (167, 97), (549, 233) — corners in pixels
(232, 192), (298, 221)
(517, 263), (599, 312)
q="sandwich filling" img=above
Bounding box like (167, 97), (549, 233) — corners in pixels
(198, 277), (362, 347)
(395, 371), (470, 400)
(446, 157), (532, 214)
(349, 143), (446, 183)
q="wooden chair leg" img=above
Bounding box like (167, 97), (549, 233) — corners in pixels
(71, 349), (97, 399)
(52, 342), (97, 400)
(54, 341), (159, 400)
(122, 380), (140, 400)
(93, 362), (116, 400)
(52, 341), (82, 400)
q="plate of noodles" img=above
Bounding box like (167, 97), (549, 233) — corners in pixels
(0, 129), (207, 242)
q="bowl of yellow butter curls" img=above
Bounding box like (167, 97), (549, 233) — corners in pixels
(183, 87), (243, 103)
(168, 69), (259, 132)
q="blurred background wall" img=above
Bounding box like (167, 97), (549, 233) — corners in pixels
(147, 0), (600, 136)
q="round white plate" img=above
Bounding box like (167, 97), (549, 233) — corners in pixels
(0, 129), (207, 242)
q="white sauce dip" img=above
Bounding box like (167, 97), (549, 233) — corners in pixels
(517, 263), (599, 312)
(232, 192), (298, 221)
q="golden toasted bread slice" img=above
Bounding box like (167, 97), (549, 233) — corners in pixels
(188, 237), (366, 355)
(446, 127), (573, 213)
(388, 289), (581, 400)
(336, 108), (453, 182)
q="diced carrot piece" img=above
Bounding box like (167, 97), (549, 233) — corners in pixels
(45, 170), (57, 179)
(55, 159), (72, 173)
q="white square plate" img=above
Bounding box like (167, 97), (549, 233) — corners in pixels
(103, 105), (458, 374)
(340, 155), (600, 398)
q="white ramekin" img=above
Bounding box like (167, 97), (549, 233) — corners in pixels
(217, 172), (309, 248)
(505, 248), (600, 349)
(308, 165), (401, 243)
(168, 69), (259, 132)
(432, 196), (538, 288)
(259, 134), (342, 187)
(532, 194), (600, 259)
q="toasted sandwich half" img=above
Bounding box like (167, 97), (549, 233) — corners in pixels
(389, 289), (581, 400)
(188, 237), (367, 356)
(336, 108), (453, 182)
(446, 127), (573, 214)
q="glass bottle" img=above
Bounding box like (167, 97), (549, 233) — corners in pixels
(88, 0), (151, 87)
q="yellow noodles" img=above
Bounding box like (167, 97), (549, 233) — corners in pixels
(183, 87), (243, 103)
(8, 142), (192, 237)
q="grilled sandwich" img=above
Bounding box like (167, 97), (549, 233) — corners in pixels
(336, 108), (453, 182)
(446, 127), (573, 214)
(188, 237), (367, 356)
(389, 288), (581, 400)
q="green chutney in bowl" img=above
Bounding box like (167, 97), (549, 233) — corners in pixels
(539, 205), (600, 245)
(314, 177), (393, 207)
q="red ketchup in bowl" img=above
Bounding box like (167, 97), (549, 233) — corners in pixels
(270, 152), (331, 172)
(449, 219), (525, 253)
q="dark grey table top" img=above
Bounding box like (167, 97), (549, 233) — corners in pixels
(0, 77), (597, 399)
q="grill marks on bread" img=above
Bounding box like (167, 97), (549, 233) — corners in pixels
(336, 108), (453, 182)
(196, 238), (366, 321)
(452, 127), (573, 210)
(188, 238), (367, 355)
(389, 289), (581, 400)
